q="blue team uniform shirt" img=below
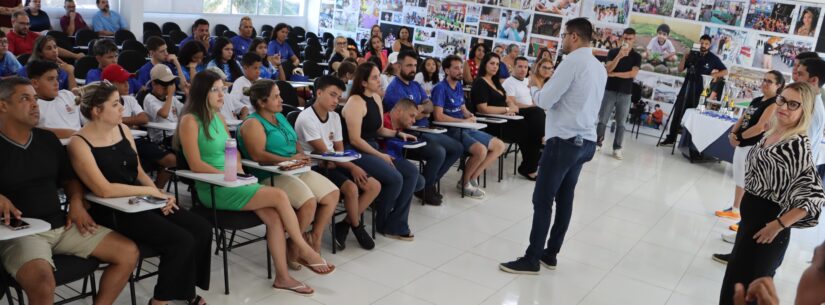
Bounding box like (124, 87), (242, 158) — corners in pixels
(0, 51), (22, 77)
(431, 79), (465, 119)
(384, 78), (429, 127)
(266, 40), (295, 64)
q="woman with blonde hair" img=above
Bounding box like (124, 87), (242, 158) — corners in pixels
(719, 82), (825, 305)
(529, 57), (553, 99)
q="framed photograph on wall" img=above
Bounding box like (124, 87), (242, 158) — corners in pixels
(631, 0), (675, 17)
(745, 0), (797, 34)
(794, 6), (821, 37)
(584, 0), (630, 24)
(698, 0), (746, 26)
(498, 9), (531, 43)
(534, 0), (581, 17)
(531, 13), (563, 38)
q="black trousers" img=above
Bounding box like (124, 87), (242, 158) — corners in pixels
(718, 192), (790, 305)
(90, 206), (213, 301)
(486, 107), (545, 174)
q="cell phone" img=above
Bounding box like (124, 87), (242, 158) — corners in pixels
(129, 196), (167, 205)
(237, 173), (256, 180)
(1, 218), (30, 231)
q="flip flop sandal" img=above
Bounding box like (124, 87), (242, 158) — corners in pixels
(296, 257), (336, 275)
(272, 282), (314, 297)
(188, 295), (207, 305)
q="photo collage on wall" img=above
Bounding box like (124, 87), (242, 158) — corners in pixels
(319, 0), (825, 136)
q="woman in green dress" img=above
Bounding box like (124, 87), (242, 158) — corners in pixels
(176, 70), (333, 296)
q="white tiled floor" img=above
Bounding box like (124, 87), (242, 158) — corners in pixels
(64, 134), (825, 304)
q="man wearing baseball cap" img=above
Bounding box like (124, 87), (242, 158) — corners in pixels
(143, 64), (184, 143)
(102, 64), (176, 188)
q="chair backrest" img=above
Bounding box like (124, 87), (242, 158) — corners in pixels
(16, 53), (30, 66)
(122, 39), (148, 57)
(74, 56), (98, 79)
(169, 30), (187, 45)
(292, 26), (306, 39)
(46, 31), (72, 50)
(222, 30), (237, 39)
(321, 32), (334, 42)
(114, 29), (137, 45)
(117, 50), (148, 73)
(214, 24), (229, 37)
(260, 30), (271, 42)
(303, 45), (323, 63)
(75, 29), (98, 49)
(360, 38), (367, 51)
(260, 24), (273, 36)
(162, 22), (181, 35)
(143, 29), (163, 42)
(144, 22), (162, 35)
(276, 81), (299, 107)
(286, 110), (300, 127)
(346, 38), (358, 52)
(302, 60), (322, 79)
(306, 32), (318, 41)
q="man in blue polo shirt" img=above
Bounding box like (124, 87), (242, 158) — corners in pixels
(136, 37), (186, 91)
(230, 16), (254, 60)
(180, 19), (215, 55)
(267, 23), (300, 67)
(91, 0), (126, 37)
(384, 50), (462, 205)
(432, 55), (505, 200)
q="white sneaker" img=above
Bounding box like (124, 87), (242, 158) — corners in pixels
(722, 232), (736, 244)
(613, 149), (623, 160)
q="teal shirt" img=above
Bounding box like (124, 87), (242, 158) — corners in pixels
(238, 112), (298, 179)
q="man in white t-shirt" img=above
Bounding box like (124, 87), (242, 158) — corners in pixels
(29, 60), (80, 139)
(229, 53), (262, 114)
(294, 75), (380, 251)
(502, 56), (534, 107)
(102, 63), (176, 188)
(645, 24), (677, 62)
(143, 64), (184, 142)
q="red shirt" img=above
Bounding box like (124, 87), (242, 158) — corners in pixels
(60, 13), (88, 35)
(7, 30), (38, 55)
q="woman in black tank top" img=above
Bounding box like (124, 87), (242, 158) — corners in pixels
(67, 82), (213, 305)
(341, 62), (422, 239)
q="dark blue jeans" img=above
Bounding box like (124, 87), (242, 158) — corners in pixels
(525, 137), (596, 263)
(351, 141), (420, 235)
(409, 133), (463, 187)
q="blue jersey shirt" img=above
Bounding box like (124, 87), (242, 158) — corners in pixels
(384, 78), (429, 127)
(136, 62), (178, 89)
(230, 36), (253, 60)
(431, 79), (465, 119)
(0, 51), (22, 77)
(86, 67), (142, 94)
(267, 40), (295, 64)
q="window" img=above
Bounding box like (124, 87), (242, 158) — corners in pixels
(42, 0), (98, 9)
(203, 0), (302, 16)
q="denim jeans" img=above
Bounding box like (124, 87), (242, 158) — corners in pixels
(524, 137), (596, 263)
(409, 133), (463, 187)
(596, 90), (632, 149)
(351, 141), (420, 235)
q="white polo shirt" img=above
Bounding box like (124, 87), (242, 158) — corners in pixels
(37, 90), (81, 131)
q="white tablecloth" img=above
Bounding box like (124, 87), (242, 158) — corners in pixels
(681, 109), (735, 152)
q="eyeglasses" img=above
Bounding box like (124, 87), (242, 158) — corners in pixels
(540, 66), (553, 71)
(209, 86), (228, 94)
(761, 78), (775, 85)
(776, 95), (801, 110)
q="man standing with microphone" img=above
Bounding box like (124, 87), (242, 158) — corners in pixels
(500, 17), (607, 274)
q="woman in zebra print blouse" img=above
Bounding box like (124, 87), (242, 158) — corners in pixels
(720, 82), (825, 305)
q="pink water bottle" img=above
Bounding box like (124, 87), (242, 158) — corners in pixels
(224, 139), (237, 182)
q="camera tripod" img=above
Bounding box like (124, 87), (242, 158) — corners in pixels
(656, 64), (702, 156)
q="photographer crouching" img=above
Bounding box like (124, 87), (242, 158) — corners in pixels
(659, 34), (728, 147)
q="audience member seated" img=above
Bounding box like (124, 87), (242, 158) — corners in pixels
(491, 45), (511, 79)
(500, 44), (520, 77)
(342, 62), (420, 241)
(501, 56), (546, 180)
(180, 19), (214, 53)
(295, 75), (379, 251)
(385, 50), (461, 205)
(24, 0), (49, 32)
(178, 40), (207, 83)
(86, 39), (141, 94)
(529, 57), (553, 99)
(92, 0), (126, 37)
(230, 53), (261, 111)
(68, 81), (213, 305)
(207, 37), (242, 84)
(102, 63), (177, 188)
(7, 10), (38, 55)
(248, 38), (284, 81)
(381, 99), (420, 159)
(328, 36), (347, 71)
(138, 37), (187, 92)
(464, 43), (485, 84)
(0, 1), (22, 31)
(18, 35), (76, 90)
(432, 55), (505, 199)
(231, 16), (254, 60)
(335, 59), (356, 101)
(176, 70), (333, 295)
(391, 26), (414, 53)
(380, 52), (398, 94)
(267, 23), (299, 67)
(0, 31), (22, 78)
(238, 79), (339, 254)
(370, 25), (382, 44)
(144, 64), (183, 142)
(60, 0), (87, 35)
(414, 57), (439, 95)
(363, 35), (387, 72)
(0, 77), (138, 305)
(30, 60), (79, 139)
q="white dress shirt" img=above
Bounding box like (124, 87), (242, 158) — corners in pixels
(535, 47), (607, 142)
(809, 93), (825, 160)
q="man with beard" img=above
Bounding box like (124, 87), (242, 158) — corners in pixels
(500, 17), (606, 274)
(659, 34), (727, 146)
(59, 0), (88, 36)
(92, 0), (127, 37)
(383, 49), (463, 205)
